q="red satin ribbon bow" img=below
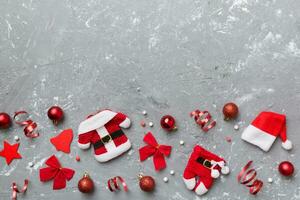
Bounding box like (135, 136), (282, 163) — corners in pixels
(39, 155), (75, 190)
(139, 132), (172, 171)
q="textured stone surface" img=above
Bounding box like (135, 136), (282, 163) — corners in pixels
(0, 0), (300, 199)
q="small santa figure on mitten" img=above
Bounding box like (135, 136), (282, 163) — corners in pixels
(77, 109), (131, 162)
(183, 145), (230, 196)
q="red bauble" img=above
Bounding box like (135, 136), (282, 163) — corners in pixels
(278, 161), (294, 176)
(0, 112), (11, 129)
(160, 115), (176, 131)
(47, 106), (64, 125)
(139, 175), (155, 192)
(78, 173), (94, 193)
(223, 102), (239, 120)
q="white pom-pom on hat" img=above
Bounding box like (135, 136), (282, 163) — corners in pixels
(282, 140), (292, 150)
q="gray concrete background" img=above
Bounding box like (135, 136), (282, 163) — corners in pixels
(0, 0), (300, 199)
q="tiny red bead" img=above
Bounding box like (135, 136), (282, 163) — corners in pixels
(76, 156), (81, 162)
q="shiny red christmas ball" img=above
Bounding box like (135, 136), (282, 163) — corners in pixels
(0, 112), (11, 129)
(223, 102), (239, 120)
(47, 106), (64, 125)
(278, 161), (294, 176)
(139, 175), (155, 192)
(160, 115), (176, 131)
(78, 173), (94, 193)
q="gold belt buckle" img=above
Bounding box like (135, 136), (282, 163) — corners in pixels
(203, 159), (212, 169)
(101, 134), (112, 144)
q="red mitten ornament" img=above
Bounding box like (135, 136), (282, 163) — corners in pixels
(139, 132), (172, 171)
(0, 141), (22, 165)
(50, 129), (73, 154)
(39, 155), (75, 190)
(183, 145), (229, 196)
(77, 109), (131, 162)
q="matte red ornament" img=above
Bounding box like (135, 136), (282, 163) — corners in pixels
(50, 129), (73, 154)
(278, 161), (294, 176)
(47, 106), (64, 125)
(223, 102), (239, 120)
(139, 175), (155, 192)
(39, 155), (75, 190)
(0, 112), (11, 129)
(160, 115), (176, 131)
(78, 173), (94, 193)
(0, 141), (22, 165)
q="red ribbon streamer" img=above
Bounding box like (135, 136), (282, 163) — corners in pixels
(238, 161), (263, 195)
(190, 110), (216, 132)
(139, 132), (172, 171)
(13, 111), (39, 138)
(107, 176), (128, 192)
(12, 179), (28, 200)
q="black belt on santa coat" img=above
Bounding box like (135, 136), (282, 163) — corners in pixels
(93, 129), (124, 149)
(196, 157), (213, 168)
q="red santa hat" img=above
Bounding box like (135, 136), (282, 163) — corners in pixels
(241, 111), (292, 152)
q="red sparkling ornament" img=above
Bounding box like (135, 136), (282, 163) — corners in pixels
(160, 115), (176, 131)
(223, 102), (239, 120)
(0, 112), (11, 129)
(139, 175), (155, 192)
(47, 106), (64, 125)
(78, 173), (94, 193)
(278, 161), (294, 176)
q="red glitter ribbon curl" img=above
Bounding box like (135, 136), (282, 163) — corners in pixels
(13, 111), (39, 138)
(238, 161), (263, 195)
(12, 179), (29, 200)
(107, 176), (128, 192)
(190, 110), (216, 132)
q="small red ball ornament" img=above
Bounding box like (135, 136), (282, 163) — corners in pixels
(223, 102), (239, 120)
(78, 173), (94, 193)
(278, 161), (294, 176)
(160, 115), (176, 131)
(0, 112), (11, 129)
(139, 175), (155, 192)
(47, 106), (64, 125)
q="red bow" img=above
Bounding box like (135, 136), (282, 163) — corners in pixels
(39, 155), (75, 190)
(139, 132), (172, 171)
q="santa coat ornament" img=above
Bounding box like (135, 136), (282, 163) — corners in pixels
(77, 110), (131, 162)
(183, 145), (230, 196)
(241, 111), (292, 152)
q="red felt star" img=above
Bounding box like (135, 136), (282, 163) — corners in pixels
(0, 140), (22, 165)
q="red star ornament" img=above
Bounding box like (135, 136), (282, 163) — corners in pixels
(0, 140), (22, 165)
